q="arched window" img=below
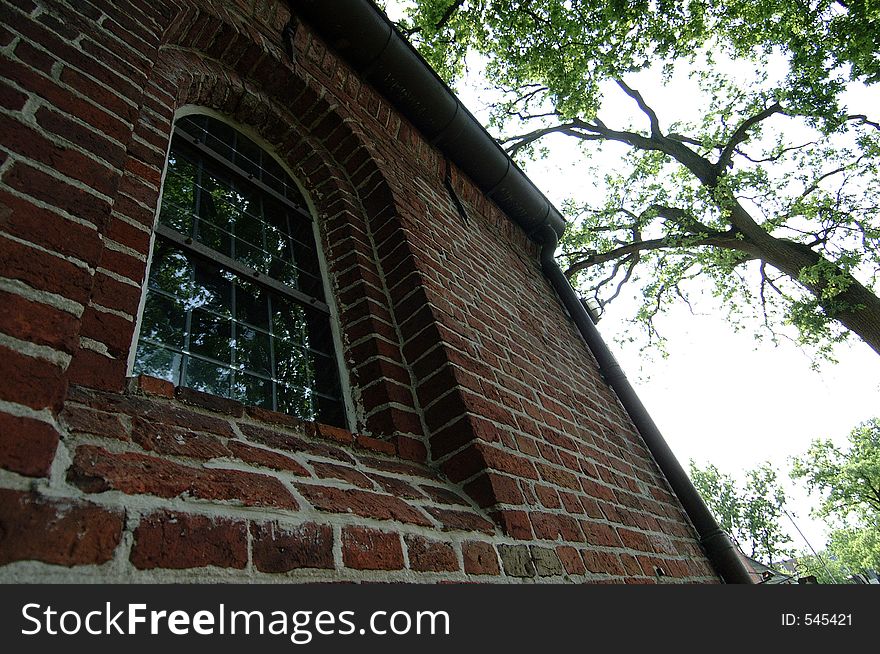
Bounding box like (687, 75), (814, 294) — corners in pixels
(133, 113), (347, 427)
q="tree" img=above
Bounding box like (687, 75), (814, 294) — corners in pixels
(794, 550), (852, 584)
(689, 460), (794, 564)
(396, 1), (880, 356)
(791, 417), (880, 573)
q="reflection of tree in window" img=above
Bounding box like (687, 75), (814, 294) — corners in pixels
(134, 114), (346, 427)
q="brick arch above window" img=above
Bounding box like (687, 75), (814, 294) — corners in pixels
(71, 38), (439, 461)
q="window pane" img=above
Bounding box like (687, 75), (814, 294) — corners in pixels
(159, 154), (196, 234)
(188, 309), (233, 364)
(148, 240), (194, 298)
(235, 279), (269, 331)
(185, 356), (233, 397)
(274, 340), (312, 391)
(272, 296), (308, 346)
(277, 381), (313, 421)
(232, 371), (273, 409)
(139, 293), (185, 349)
(134, 342), (181, 384)
(190, 258), (233, 315)
(237, 325), (272, 377)
(316, 396), (346, 428)
(136, 113), (347, 427)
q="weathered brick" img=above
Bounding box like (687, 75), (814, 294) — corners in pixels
(426, 506), (495, 535)
(342, 526), (403, 570)
(135, 374), (174, 398)
(175, 385), (243, 417)
(404, 534), (459, 572)
(130, 512), (247, 570)
(0, 413), (59, 477)
(530, 546), (564, 577)
(0, 346), (66, 412)
(297, 483), (431, 526)
(462, 541), (500, 575)
(69, 445), (298, 509)
(312, 461), (374, 489)
(252, 521), (335, 572)
(498, 544), (535, 578)
(0, 489), (123, 565)
(227, 441), (311, 476)
(368, 474), (425, 499)
(556, 546), (587, 575)
(131, 418), (230, 459)
(61, 404), (128, 440)
(240, 423), (355, 464)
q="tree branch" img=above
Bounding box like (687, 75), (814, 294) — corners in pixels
(616, 79), (662, 137)
(846, 114), (880, 131)
(716, 102), (785, 172)
(564, 230), (754, 277)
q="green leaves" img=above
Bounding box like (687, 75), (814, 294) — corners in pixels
(790, 418), (880, 575)
(403, 0), (880, 355)
(689, 460), (794, 564)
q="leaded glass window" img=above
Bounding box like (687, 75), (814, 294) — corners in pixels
(133, 113), (347, 427)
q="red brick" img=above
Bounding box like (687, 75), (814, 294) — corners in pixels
(245, 405), (315, 433)
(368, 474), (425, 499)
(227, 441), (310, 476)
(240, 423), (355, 464)
(0, 345), (66, 412)
(0, 192), (104, 264)
(61, 404), (128, 440)
(312, 461), (374, 489)
(581, 522), (623, 548)
(130, 512), (247, 570)
(405, 534), (459, 572)
(491, 509), (533, 539)
(69, 445), (298, 509)
(617, 528), (653, 553)
(175, 385), (243, 417)
(252, 521), (335, 572)
(425, 506), (495, 534)
(0, 113), (120, 197)
(91, 271), (141, 316)
(418, 484), (468, 506)
(342, 526), (403, 570)
(66, 348), (127, 392)
(464, 471), (524, 507)
(135, 374), (174, 398)
(462, 541), (500, 575)
(354, 433), (396, 455)
(0, 489), (123, 565)
(131, 418), (230, 460)
(581, 550), (626, 576)
(34, 105), (127, 167)
(3, 161), (112, 230)
(314, 421), (355, 444)
(0, 413), (59, 477)
(0, 291), (79, 353)
(556, 546), (587, 575)
(535, 484), (562, 509)
(296, 483), (431, 526)
(362, 405), (424, 439)
(79, 305), (135, 357)
(394, 434), (427, 462)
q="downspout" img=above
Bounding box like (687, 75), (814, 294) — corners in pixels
(537, 225), (753, 584)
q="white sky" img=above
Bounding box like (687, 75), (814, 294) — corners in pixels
(382, 2), (880, 554)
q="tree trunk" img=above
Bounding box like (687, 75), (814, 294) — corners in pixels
(753, 230), (880, 356)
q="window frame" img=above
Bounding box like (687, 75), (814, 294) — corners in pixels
(128, 106), (356, 429)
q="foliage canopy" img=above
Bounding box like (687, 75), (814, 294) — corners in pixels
(397, 0), (880, 356)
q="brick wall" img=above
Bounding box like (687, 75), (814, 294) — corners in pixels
(0, 0), (720, 582)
